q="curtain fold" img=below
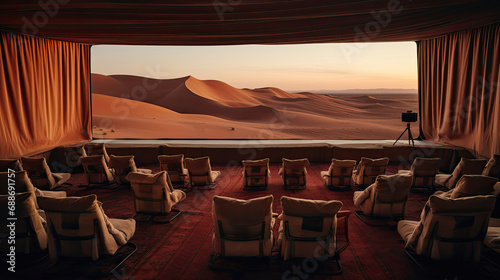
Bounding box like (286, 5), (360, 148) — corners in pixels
(0, 31), (91, 158)
(418, 23), (500, 158)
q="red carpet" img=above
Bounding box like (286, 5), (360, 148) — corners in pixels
(27, 164), (500, 279)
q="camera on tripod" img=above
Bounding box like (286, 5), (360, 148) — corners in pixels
(402, 110), (417, 123)
(394, 110), (417, 147)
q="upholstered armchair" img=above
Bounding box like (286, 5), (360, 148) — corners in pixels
(242, 158), (271, 189)
(126, 171), (186, 222)
(158, 154), (189, 185)
(0, 192), (48, 255)
(184, 157), (221, 188)
(278, 158), (310, 190)
(353, 174), (413, 226)
(211, 195), (275, 259)
(278, 196), (350, 274)
(398, 194), (496, 262)
(321, 159), (357, 190)
(38, 194), (136, 263)
(80, 155), (114, 186)
(85, 143), (110, 164)
(21, 157), (71, 190)
(108, 155), (152, 185)
(398, 157), (441, 192)
(352, 157), (389, 188)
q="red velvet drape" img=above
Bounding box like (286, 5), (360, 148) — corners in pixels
(0, 31), (91, 158)
(418, 23), (500, 158)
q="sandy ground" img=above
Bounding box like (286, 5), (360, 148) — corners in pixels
(91, 74), (419, 139)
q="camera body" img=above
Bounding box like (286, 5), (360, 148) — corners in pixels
(402, 110), (417, 123)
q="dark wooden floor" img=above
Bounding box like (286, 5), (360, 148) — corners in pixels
(10, 163), (500, 280)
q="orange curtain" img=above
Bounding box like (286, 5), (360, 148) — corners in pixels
(0, 31), (91, 158)
(418, 23), (500, 158)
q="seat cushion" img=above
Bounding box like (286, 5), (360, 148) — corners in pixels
(397, 220), (419, 243)
(450, 175), (498, 198)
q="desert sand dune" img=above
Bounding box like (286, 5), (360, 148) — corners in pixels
(91, 74), (418, 139)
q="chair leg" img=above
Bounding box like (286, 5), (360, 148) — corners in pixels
(151, 209), (182, 223)
(354, 210), (396, 227)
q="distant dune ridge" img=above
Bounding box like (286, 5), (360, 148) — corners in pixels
(91, 73), (418, 139)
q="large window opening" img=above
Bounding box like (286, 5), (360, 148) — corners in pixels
(91, 42), (418, 140)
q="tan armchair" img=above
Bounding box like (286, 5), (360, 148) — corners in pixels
(435, 157), (488, 189)
(158, 154), (189, 185)
(398, 157), (441, 192)
(321, 159), (356, 190)
(21, 157), (71, 190)
(85, 143), (110, 164)
(352, 157), (389, 188)
(80, 155), (114, 186)
(210, 195), (275, 269)
(242, 158), (271, 189)
(108, 155), (152, 185)
(0, 192), (47, 255)
(0, 171), (66, 222)
(126, 171), (186, 222)
(278, 158), (310, 190)
(278, 196), (350, 274)
(353, 174), (412, 226)
(398, 194), (496, 262)
(185, 157), (221, 188)
(38, 194), (136, 275)
(0, 159), (23, 172)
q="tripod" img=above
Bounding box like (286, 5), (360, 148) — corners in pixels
(393, 122), (415, 147)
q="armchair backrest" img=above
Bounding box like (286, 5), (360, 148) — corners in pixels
(405, 194), (496, 261)
(482, 154), (500, 180)
(81, 155), (114, 185)
(355, 157), (389, 186)
(280, 196), (343, 260)
(21, 157), (56, 190)
(158, 154), (186, 182)
(447, 158), (488, 189)
(127, 171), (176, 214)
(355, 174), (412, 218)
(0, 192), (47, 254)
(212, 195), (273, 257)
(108, 155), (138, 184)
(85, 143), (110, 164)
(326, 159), (356, 186)
(0, 159), (23, 172)
(242, 158), (270, 187)
(410, 157), (441, 187)
(185, 157), (214, 185)
(282, 158), (310, 186)
(38, 194), (126, 261)
(449, 175), (497, 199)
(0, 170), (39, 209)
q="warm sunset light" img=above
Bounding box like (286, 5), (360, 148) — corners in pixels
(92, 42), (417, 92)
(90, 42), (418, 140)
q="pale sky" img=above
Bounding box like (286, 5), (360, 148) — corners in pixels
(91, 42), (417, 91)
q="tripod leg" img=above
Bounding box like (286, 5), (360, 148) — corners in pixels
(393, 127), (408, 145)
(408, 127), (415, 147)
